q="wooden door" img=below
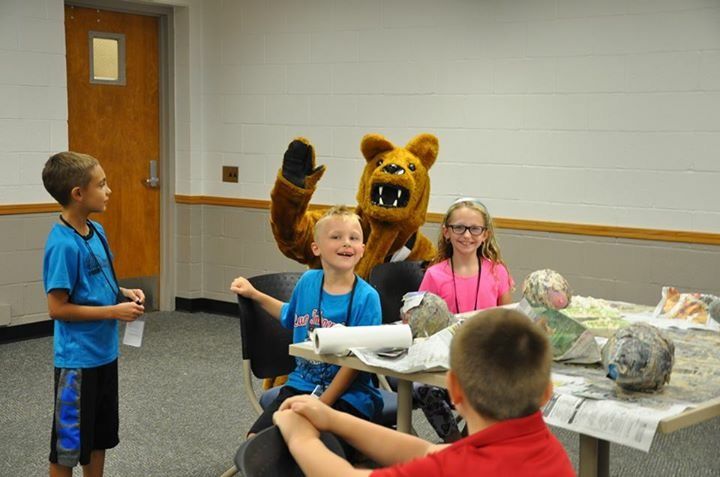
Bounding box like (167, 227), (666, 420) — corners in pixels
(65, 6), (160, 297)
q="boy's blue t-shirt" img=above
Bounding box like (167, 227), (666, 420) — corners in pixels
(281, 269), (383, 418)
(43, 220), (119, 368)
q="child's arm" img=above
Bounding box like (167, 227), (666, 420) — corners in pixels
(274, 410), (372, 477)
(318, 367), (358, 406)
(47, 290), (144, 322)
(230, 276), (284, 319)
(280, 395), (438, 467)
(498, 291), (513, 306)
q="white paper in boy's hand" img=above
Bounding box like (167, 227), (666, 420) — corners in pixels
(123, 318), (145, 347)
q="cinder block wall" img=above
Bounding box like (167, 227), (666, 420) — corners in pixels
(174, 206), (719, 307)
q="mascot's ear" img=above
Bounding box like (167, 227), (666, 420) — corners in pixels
(405, 133), (439, 170)
(361, 134), (395, 162)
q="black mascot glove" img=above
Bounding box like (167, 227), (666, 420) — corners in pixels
(282, 139), (315, 188)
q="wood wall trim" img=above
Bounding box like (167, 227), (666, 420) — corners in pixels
(0, 203), (60, 215)
(3, 197), (716, 245)
(175, 195), (720, 246)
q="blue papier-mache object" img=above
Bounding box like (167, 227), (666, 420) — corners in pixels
(602, 322), (675, 392)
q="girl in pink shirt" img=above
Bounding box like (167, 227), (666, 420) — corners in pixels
(416, 198), (515, 442)
(419, 198), (514, 312)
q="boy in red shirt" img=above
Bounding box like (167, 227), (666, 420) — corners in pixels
(273, 308), (575, 477)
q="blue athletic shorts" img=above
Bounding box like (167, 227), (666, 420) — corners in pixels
(49, 359), (119, 467)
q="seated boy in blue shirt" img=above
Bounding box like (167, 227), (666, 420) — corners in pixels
(42, 152), (145, 477)
(230, 205), (383, 438)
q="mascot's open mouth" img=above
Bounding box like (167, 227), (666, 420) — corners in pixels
(371, 184), (410, 208)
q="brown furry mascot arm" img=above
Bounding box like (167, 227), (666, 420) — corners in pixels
(270, 138), (326, 268)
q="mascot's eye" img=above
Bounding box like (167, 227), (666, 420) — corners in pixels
(377, 160), (383, 167)
(408, 163), (416, 172)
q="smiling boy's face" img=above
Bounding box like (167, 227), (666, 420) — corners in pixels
(311, 216), (365, 273)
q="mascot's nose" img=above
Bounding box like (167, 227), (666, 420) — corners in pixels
(383, 163), (405, 175)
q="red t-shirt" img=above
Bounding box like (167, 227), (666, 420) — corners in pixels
(370, 411), (575, 477)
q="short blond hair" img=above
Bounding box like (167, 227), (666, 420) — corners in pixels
(450, 308), (552, 421)
(42, 151), (99, 206)
(313, 205), (362, 240)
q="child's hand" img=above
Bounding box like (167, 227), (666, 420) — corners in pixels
(279, 395), (335, 431)
(273, 409), (320, 446)
(114, 301), (145, 321)
(121, 287), (145, 304)
(230, 276), (256, 298)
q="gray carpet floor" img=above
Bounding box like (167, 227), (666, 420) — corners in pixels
(1, 311), (718, 476)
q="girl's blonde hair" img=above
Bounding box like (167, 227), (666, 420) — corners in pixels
(434, 198), (506, 268)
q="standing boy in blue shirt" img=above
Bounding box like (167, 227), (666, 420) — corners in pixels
(230, 205), (383, 438)
(42, 151), (145, 477)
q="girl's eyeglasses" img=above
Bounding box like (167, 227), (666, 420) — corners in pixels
(446, 224), (487, 236)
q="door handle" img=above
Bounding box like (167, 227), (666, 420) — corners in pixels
(144, 160), (160, 188)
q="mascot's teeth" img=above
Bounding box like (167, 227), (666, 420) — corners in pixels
(379, 197), (384, 205)
(397, 190), (401, 198)
(379, 186), (384, 196)
(393, 199), (398, 207)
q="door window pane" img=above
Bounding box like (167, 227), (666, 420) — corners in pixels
(89, 32), (126, 85)
(92, 38), (119, 80)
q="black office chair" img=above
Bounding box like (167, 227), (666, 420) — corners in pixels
(234, 425), (346, 477)
(368, 260), (427, 324)
(238, 272), (302, 415)
(368, 261), (427, 398)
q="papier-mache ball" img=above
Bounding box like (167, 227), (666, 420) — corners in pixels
(522, 269), (572, 310)
(402, 292), (455, 338)
(601, 322), (675, 392)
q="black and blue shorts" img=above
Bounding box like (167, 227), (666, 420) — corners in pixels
(49, 359), (119, 467)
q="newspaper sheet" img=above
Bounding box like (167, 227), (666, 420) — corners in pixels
(351, 322), (460, 373)
(518, 299), (602, 364)
(347, 302), (720, 453)
(542, 388), (687, 452)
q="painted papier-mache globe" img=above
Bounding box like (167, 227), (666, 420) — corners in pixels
(602, 322), (675, 392)
(522, 269), (572, 310)
(402, 292), (456, 338)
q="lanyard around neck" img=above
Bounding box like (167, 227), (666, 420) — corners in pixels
(315, 272), (358, 330)
(450, 255), (482, 313)
(58, 215), (120, 298)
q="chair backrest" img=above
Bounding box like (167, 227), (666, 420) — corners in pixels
(234, 425), (345, 477)
(368, 261), (427, 324)
(238, 272), (303, 379)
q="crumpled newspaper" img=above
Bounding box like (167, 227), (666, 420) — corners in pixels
(601, 322), (675, 392)
(401, 291), (458, 338)
(522, 269), (572, 310)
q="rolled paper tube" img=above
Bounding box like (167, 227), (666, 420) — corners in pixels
(312, 325), (413, 355)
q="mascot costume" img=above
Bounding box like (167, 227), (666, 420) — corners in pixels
(263, 133), (439, 389)
(270, 133), (438, 278)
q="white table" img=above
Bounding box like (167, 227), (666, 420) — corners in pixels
(288, 342), (720, 477)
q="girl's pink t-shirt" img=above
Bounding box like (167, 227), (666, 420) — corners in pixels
(418, 258), (514, 313)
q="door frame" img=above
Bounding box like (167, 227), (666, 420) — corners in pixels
(65, 0), (178, 311)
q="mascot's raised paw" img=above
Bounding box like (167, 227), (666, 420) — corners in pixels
(282, 138), (325, 188)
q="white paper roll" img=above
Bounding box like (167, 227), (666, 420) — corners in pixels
(312, 325), (413, 355)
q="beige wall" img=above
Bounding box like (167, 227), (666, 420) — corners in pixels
(1, 204), (716, 326)
(174, 205), (719, 307)
(0, 213), (55, 326)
